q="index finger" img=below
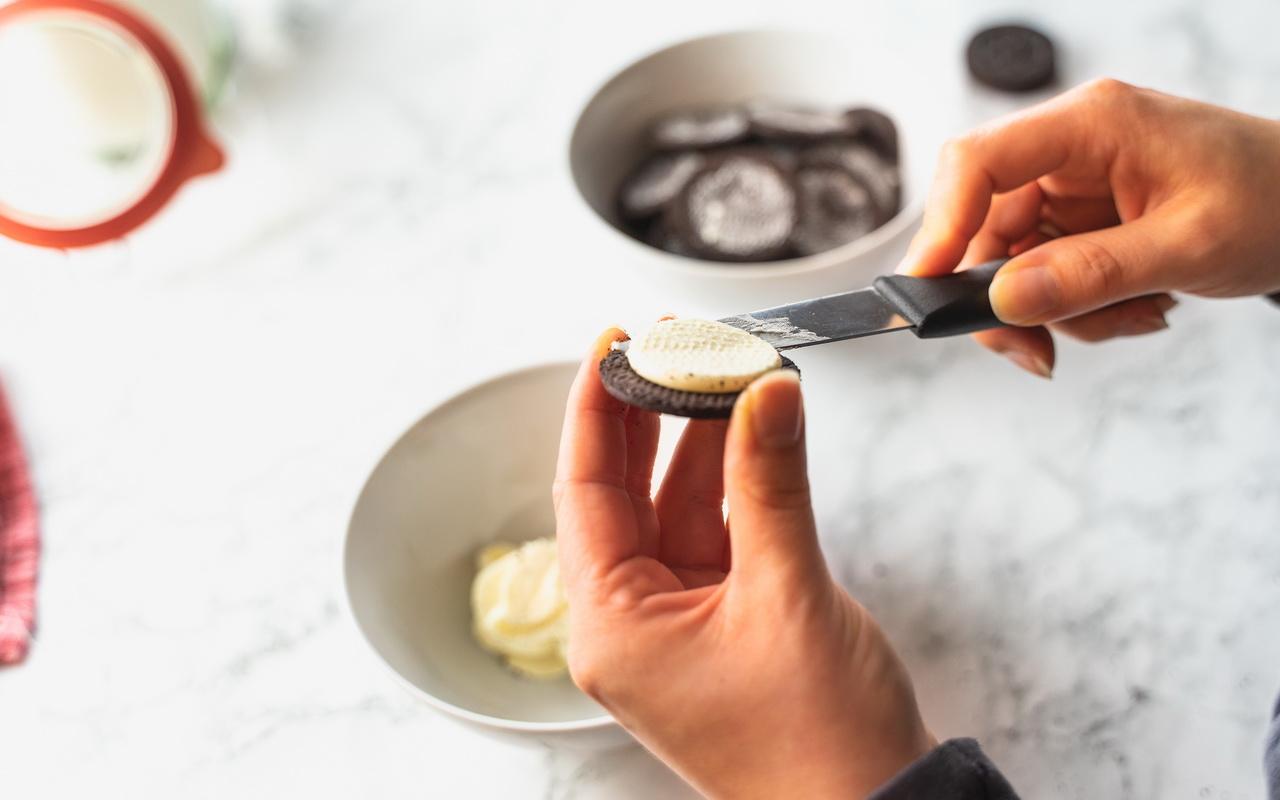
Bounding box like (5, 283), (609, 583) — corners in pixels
(898, 87), (1097, 277)
(553, 329), (645, 585)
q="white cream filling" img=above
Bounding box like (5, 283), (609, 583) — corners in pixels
(626, 318), (782, 393)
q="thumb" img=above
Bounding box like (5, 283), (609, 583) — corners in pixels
(723, 370), (827, 587)
(990, 212), (1187, 326)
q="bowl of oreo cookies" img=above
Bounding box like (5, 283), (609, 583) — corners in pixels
(571, 29), (951, 302)
(614, 102), (899, 263)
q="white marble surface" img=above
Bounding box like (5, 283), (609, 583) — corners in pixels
(2, 0), (1280, 797)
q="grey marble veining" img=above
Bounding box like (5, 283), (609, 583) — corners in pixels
(0, 0), (1278, 798)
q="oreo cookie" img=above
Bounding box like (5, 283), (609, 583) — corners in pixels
(671, 154), (798, 262)
(748, 103), (855, 141)
(802, 142), (901, 224)
(651, 107), (751, 150)
(614, 99), (903, 262)
(790, 166), (879, 256)
(966, 24), (1056, 92)
(641, 214), (697, 258)
(717, 143), (801, 173)
(845, 106), (899, 162)
(619, 151), (705, 220)
(599, 349), (800, 419)
(761, 143), (802, 172)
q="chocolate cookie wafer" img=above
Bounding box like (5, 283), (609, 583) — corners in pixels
(845, 106), (899, 162)
(651, 106), (751, 150)
(670, 154), (798, 262)
(599, 349), (800, 419)
(790, 165), (879, 256)
(642, 215), (698, 258)
(966, 24), (1056, 92)
(619, 151), (706, 220)
(802, 142), (901, 224)
(748, 102), (856, 141)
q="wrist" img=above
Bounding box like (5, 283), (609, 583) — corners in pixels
(680, 722), (935, 799)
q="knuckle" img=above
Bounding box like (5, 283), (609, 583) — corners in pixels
(1083, 77), (1135, 104)
(685, 488), (726, 513)
(1065, 237), (1126, 305)
(567, 651), (608, 701)
(739, 475), (813, 514)
(567, 631), (634, 704)
(1172, 205), (1222, 265)
(1080, 78), (1156, 123)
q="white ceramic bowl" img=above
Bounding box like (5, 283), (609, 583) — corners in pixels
(344, 362), (626, 746)
(569, 29), (956, 308)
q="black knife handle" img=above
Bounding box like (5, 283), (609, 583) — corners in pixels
(872, 259), (1008, 339)
(1268, 292), (1280, 307)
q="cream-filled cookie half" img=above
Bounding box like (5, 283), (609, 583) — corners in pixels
(626, 318), (782, 393)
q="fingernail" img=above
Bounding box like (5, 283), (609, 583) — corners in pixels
(1118, 314), (1169, 336)
(1007, 352), (1054, 379)
(1153, 295), (1179, 313)
(990, 267), (1061, 324)
(746, 370), (803, 448)
(592, 327), (628, 358)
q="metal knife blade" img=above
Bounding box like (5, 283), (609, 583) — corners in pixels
(719, 288), (911, 350)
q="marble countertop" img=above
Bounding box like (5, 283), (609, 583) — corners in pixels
(2, 0), (1279, 797)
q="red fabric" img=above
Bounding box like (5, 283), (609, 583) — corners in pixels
(0, 383), (38, 665)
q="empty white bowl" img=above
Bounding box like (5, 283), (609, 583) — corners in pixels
(569, 29), (958, 309)
(344, 362), (626, 746)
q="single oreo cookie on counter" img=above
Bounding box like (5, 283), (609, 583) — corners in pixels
(802, 142), (901, 224)
(671, 154), (798, 262)
(790, 166), (879, 256)
(845, 106), (900, 162)
(966, 24), (1056, 92)
(619, 151), (706, 220)
(748, 102), (856, 141)
(599, 349), (800, 419)
(651, 106), (751, 150)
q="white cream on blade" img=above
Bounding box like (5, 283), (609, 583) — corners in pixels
(626, 318), (782, 393)
(470, 538), (570, 679)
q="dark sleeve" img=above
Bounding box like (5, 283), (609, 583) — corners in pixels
(867, 739), (1019, 800)
(1266, 694), (1280, 799)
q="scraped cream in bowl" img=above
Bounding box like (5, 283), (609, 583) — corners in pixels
(471, 538), (569, 679)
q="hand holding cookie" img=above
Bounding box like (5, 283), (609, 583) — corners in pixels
(552, 329), (933, 798)
(899, 78), (1280, 377)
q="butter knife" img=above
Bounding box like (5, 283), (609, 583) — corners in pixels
(721, 259), (1009, 350)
